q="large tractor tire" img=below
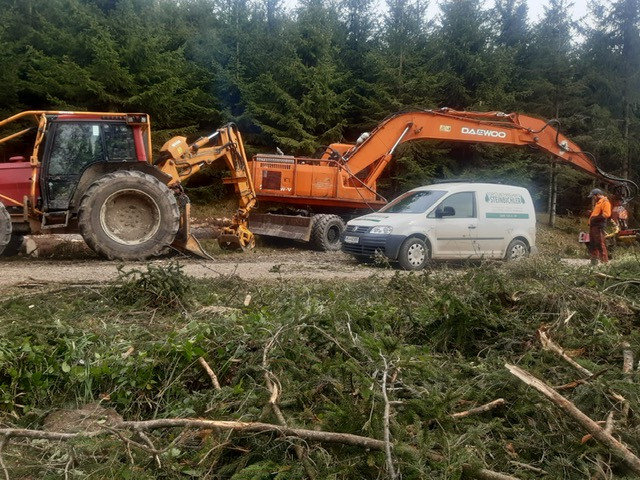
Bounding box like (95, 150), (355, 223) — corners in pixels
(78, 171), (180, 260)
(1, 234), (24, 257)
(310, 214), (345, 251)
(0, 203), (11, 256)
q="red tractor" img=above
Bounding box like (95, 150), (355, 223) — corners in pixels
(0, 111), (257, 259)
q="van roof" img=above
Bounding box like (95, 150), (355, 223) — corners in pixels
(413, 182), (528, 192)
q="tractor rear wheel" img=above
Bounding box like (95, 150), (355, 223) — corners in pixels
(310, 214), (345, 251)
(0, 204), (11, 256)
(78, 171), (180, 260)
(1, 234), (23, 256)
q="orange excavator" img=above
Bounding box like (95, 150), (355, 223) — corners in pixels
(248, 108), (637, 249)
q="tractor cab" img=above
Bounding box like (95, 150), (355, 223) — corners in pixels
(38, 114), (152, 215)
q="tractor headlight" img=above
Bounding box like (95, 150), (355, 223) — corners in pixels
(370, 225), (393, 235)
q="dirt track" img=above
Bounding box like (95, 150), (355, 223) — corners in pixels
(0, 232), (594, 289)
(0, 250), (395, 287)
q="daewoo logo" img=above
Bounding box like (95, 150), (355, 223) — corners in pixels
(461, 127), (507, 139)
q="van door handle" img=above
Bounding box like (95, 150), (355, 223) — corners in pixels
(468, 225), (477, 229)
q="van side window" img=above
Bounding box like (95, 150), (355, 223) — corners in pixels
(431, 192), (476, 218)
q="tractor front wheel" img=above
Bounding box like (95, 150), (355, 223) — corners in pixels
(0, 203), (11, 256)
(78, 171), (180, 260)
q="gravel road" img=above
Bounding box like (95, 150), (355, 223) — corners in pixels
(0, 235), (593, 289)
(0, 250), (394, 287)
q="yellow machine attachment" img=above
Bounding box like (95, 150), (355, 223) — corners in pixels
(157, 123), (257, 256)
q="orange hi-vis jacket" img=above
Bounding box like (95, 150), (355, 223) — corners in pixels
(590, 196), (612, 226)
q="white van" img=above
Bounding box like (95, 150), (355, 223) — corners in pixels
(341, 182), (536, 270)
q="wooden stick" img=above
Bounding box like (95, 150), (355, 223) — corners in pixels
(380, 355), (398, 480)
(262, 328), (316, 479)
(422, 448), (523, 479)
(508, 460), (547, 475)
(0, 419), (385, 450)
(622, 342), (634, 378)
(0, 436), (8, 480)
(463, 465), (521, 480)
(198, 357), (222, 391)
(506, 363), (640, 474)
(450, 399), (505, 419)
(538, 329), (593, 376)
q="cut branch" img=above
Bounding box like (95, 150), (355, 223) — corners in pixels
(0, 419), (385, 450)
(450, 399), (505, 419)
(0, 436), (9, 480)
(506, 363), (640, 475)
(622, 342), (634, 378)
(538, 329), (593, 376)
(380, 355), (398, 480)
(461, 464), (521, 480)
(263, 327), (316, 479)
(198, 356), (222, 391)
(621, 342), (634, 419)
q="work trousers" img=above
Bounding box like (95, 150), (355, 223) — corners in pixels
(589, 225), (609, 263)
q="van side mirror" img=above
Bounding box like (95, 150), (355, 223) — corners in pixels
(435, 206), (456, 218)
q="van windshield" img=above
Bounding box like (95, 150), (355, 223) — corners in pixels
(379, 190), (447, 214)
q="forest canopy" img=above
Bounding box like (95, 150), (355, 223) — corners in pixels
(0, 0), (638, 212)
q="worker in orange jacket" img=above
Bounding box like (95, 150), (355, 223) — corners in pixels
(588, 188), (612, 264)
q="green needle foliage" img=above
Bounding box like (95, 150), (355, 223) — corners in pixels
(0, 256), (639, 478)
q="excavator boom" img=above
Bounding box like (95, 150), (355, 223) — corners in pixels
(337, 108), (636, 199)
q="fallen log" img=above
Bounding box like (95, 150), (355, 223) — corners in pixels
(506, 363), (640, 475)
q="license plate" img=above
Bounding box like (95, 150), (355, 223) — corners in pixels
(344, 235), (359, 244)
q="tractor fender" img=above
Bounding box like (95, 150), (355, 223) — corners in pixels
(69, 162), (173, 213)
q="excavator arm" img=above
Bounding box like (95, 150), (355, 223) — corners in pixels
(157, 123), (257, 256)
(335, 108), (637, 201)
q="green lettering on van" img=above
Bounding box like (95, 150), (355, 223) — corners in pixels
(486, 213), (529, 219)
(484, 193), (525, 204)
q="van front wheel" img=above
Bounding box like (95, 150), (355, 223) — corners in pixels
(398, 237), (429, 270)
(505, 239), (529, 261)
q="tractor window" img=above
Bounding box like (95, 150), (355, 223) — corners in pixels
(48, 123), (104, 175)
(103, 124), (136, 161)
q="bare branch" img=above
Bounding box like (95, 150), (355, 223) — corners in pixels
(468, 467), (522, 480)
(538, 329), (593, 377)
(506, 363), (640, 475)
(198, 357), (222, 391)
(262, 327), (316, 479)
(508, 460), (547, 475)
(450, 399), (505, 419)
(0, 436), (9, 480)
(380, 355), (398, 480)
(0, 419), (385, 451)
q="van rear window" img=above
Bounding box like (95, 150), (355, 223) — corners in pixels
(380, 190), (446, 214)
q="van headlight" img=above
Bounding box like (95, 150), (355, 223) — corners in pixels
(370, 226), (393, 235)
